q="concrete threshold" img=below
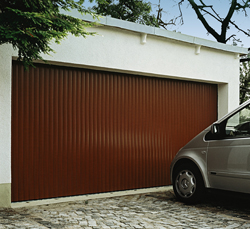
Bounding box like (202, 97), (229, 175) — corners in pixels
(12, 186), (173, 208)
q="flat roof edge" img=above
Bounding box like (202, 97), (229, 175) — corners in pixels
(63, 9), (248, 55)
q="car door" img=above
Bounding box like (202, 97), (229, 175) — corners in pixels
(207, 104), (250, 193)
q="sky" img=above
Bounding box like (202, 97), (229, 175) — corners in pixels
(149, 0), (250, 48)
(85, 0), (250, 48)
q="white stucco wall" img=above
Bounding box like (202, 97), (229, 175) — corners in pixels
(44, 25), (242, 116)
(0, 44), (12, 184)
(0, 13), (248, 206)
(0, 44), (13, 207)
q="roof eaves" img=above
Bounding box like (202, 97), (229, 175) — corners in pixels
(62, 9), (249, 55)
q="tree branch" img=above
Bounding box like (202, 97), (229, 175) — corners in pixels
(187, 0), (221, 41)
(221, 0), (237, 41)
(156, 0), (183, 29)
(230, 20), (250, 36)
(225, 34), (237, 43)
(235, 0), (250, 10)
(199, 8), (222, 23)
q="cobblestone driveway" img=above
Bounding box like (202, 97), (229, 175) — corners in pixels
(1, 189), (250, 228)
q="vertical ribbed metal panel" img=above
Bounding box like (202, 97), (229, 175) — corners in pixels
(12, 61), (217, 201)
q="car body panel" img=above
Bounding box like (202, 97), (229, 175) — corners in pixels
(170, 129), (210, 187)
(207, 137), (250, 193)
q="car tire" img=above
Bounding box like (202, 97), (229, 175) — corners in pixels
(173, 163), (205, 204)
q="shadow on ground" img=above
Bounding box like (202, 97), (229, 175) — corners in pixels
(200, 190), (250, 220)
(148, 189), (250, 221)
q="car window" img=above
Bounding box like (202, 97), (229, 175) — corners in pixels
(225, 105), (250, 138)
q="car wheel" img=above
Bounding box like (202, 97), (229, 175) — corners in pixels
(173, 163), (205, 204)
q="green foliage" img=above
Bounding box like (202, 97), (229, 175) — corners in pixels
(240, 55), (250, 104)
(0, 0), (100, 69)
(92, 0), (159, 27)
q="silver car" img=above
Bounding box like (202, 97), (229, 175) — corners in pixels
(170, 99), (250, 204)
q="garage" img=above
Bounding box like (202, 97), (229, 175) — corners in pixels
(11, 61), (217, 202)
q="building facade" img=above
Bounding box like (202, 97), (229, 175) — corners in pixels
(0, 12), (248, 207)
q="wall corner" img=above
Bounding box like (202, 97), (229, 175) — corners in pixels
(217, 82), (239, 119)
(217, 83), (229, 119)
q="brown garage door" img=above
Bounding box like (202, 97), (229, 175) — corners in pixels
(11, 61), (217, 202)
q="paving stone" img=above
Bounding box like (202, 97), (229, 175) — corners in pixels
(1, 190), (250, 228)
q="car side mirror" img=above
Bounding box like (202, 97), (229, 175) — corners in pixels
(211, 123), (220, 135)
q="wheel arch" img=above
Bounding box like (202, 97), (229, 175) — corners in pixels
(171, 157), (210, 188)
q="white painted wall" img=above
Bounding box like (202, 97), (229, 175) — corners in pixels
(0, 44), (12, 185)
(0, 44), (13, 207)
(0, 14), (247, 206)
(44, 25), (242, 117)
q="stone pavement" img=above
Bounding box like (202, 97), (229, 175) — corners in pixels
(1, 189), (250, 228)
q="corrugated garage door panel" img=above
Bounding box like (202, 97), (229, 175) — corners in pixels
(12, 61), (217, 201)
